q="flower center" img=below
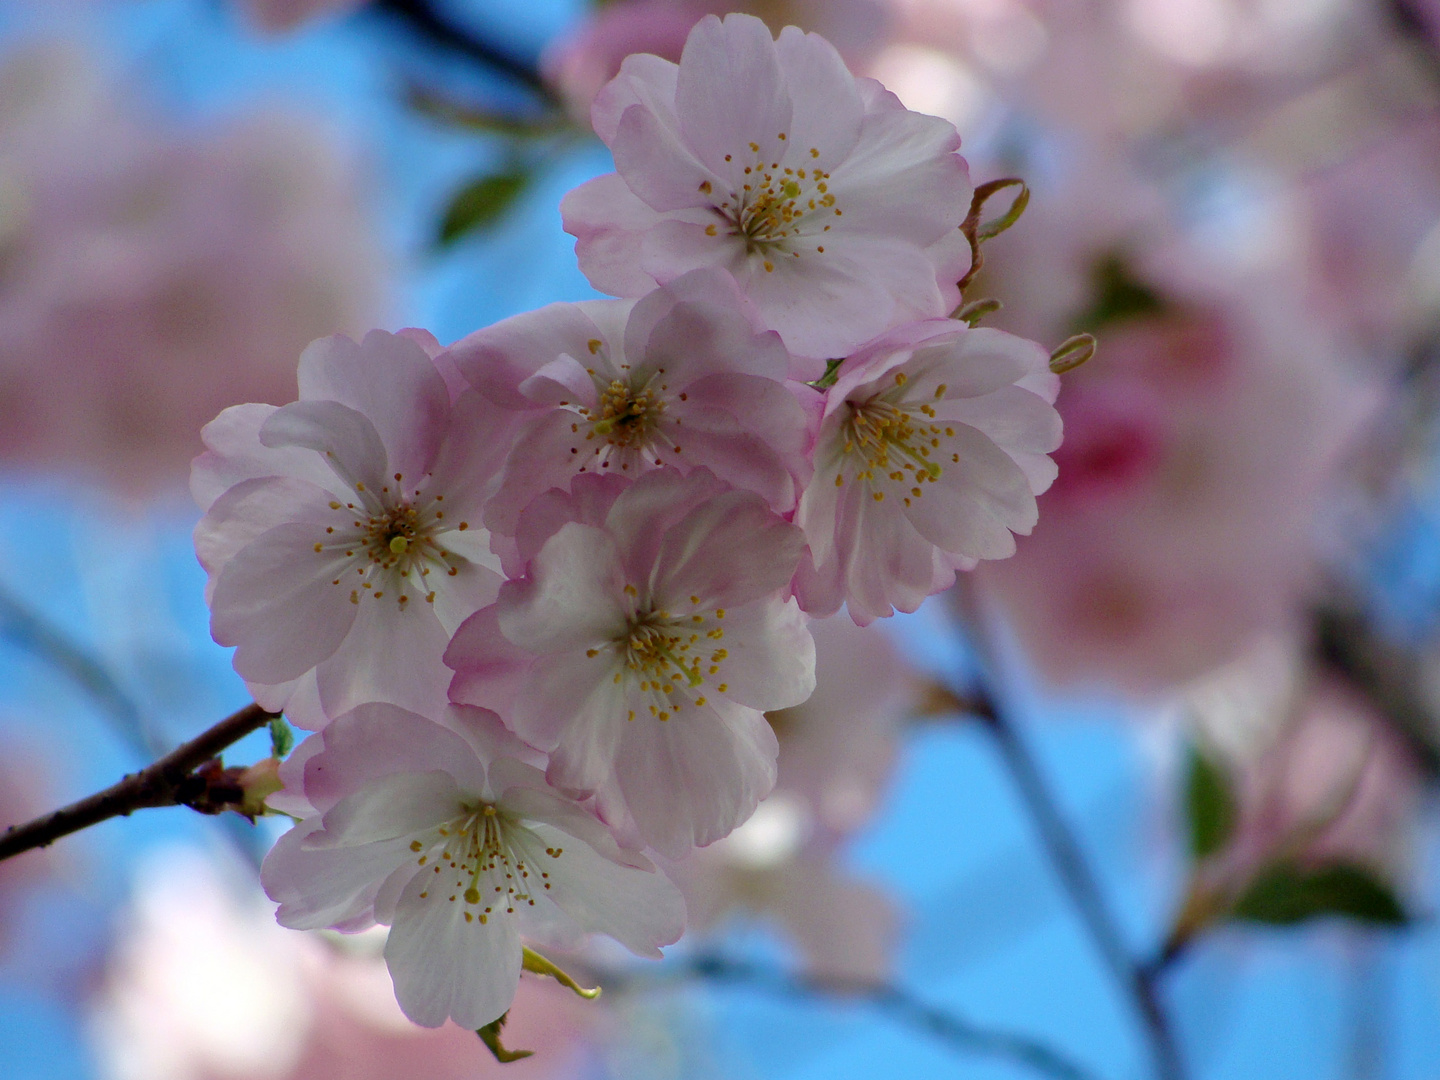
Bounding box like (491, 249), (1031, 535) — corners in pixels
(599, 593), (732, 722)
(320, 477), (469, 608)
(585, 379), (666, 448)
(838, 376), (953, 509)
(703, 138), (839, 273)
(410, 804), (561, 926)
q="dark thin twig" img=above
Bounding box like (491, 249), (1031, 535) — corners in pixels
(0, 702), (278, 863)
(0, 581), (162, 759)
(952, 585), (1186, 1080)
(606, 953), (1102, 1080)
(372, 0), (556, 101)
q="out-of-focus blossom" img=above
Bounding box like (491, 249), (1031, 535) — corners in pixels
(238, 0), (365, 35)
(193, 330), (510, 729)
(561, 13), (972, 358)
(1182, 637), (1421, 891)
(262, 703), (685, 1031)
(0, 43), (384, 494)
(976, 166), (1376, 693)
(1302, 116), (1440, 356)
(542, 0), (894, 124)
(446, 467), (815, 858)
(668, 616), (920, 980)
(446, 267), (811, 545)
(796, 320), (1060, 625)
(93, 845), (596, 1080)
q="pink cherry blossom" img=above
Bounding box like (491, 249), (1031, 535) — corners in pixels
(666, 616), (919, 980)
(541, 0), (895, 125)
(262, 703), (685, 1031)
(1184, 640), (1421, 891)
(970, 149), (1380, 693)
(978, 285), (1374, 693)
(193, 329), (510, 729)
(445, 267), (812, 545)
(446, 467), (816, 858)
(560, 12), (973, 358)
(795, 319), (1061, 624)
(0, 44), (385, 494)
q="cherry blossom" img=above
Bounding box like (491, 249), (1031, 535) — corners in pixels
(446, 467), (815, 858)
(262, 703), (685, 1031)
(0, 43), (384, 493)
(667, 616), (920, 980)
(560, 12), (973, 358)
(445, 267), (811, 545)
(976, 212), (1377, 691)
(193, 329), (510, 728)
(795, 319), (1061, 624)
(541, 0), (894, 125)
(1181, 638), (1421, 896)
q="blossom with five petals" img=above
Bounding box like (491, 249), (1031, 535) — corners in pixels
(795, 320), (1062, 624)
(446, 268), (811, 549)
(193, 329), (512, 727)
(446, 467), (815, 858)
(560, 13), (972, 358)
(262, 702), (685, 1030)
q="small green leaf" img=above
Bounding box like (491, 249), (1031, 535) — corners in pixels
(476, 1012), (534, 1063)
(438, 169), (531, 246)
(1185, 744), (1236, 859)
(522, 946), (602, 999)
(1231, 862), (1408, 927)
(269, 716), (294, 759)
(1048, 333), (1097, 375)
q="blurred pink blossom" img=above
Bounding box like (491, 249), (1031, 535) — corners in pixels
(93, 846), (596, 1080)
(975, 162), (1376, 694)
(1183, 639), (1421, 890)
(238, 0), (365, 35)
(0, 43), (386, 495)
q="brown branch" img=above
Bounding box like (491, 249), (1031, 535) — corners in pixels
(0, 702), (280, 863)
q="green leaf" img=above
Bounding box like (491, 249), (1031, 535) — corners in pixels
(1185, 744), (1236, 859)
(269, 716), (294, 759)
(438, 169), (531, 246)
(1231, 862), (1408, 927)
(476, 1012), (534, 1063)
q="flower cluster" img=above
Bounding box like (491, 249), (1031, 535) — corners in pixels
(194, 14), (1063, 1035)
